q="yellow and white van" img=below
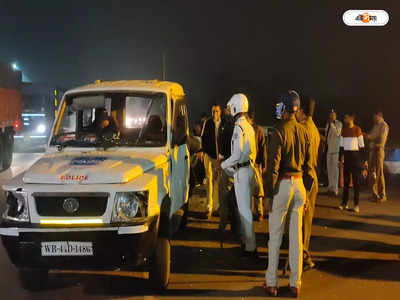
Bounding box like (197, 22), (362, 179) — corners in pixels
(0, 80), (190, 290)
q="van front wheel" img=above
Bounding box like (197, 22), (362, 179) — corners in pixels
(149, 237), (170, 290)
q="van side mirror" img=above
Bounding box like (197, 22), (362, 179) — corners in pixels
(172, 114), (187, 146)
(172, 130), (187, 146)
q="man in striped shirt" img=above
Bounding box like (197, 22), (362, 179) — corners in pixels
(339, 113), (367, 213)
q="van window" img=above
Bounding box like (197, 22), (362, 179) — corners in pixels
(172, 99), (188, 146)
(51, 92), (167, 147)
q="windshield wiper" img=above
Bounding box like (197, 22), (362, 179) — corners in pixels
(50, 132), (76, 145)
(95, 137), (120, 150)
(55, 140), (96, 151)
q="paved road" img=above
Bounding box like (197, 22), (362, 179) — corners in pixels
(0, 153), (399, 299)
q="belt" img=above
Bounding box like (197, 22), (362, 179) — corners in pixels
(234, 161), (250, 170)
(281, 174), (302, 180)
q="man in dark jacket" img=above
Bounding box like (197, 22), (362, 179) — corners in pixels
(202, 105), (222, 217)
(264, 91), (313, 297)
(217, 104), (236, 234)
(248, 112), (267, 220)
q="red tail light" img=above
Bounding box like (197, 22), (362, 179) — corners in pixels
(13, 119), (21, 133)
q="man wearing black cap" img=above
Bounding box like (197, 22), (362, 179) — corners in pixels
(264, 90), (313, 297)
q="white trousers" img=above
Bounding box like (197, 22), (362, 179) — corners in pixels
(327, 153), (339, 194)
(266, 177), (306, 288)
(204, 154), (219, 213)
(234, 166), (256, 252)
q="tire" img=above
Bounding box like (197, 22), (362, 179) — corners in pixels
(180, 203), (188, 230)
(149, 237), (170, 290)
(18, 268), (49, 291)
(0, 134), (3, 171)
(2, 131), (13, 170)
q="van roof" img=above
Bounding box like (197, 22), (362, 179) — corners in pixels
(65, 80), (185, 97)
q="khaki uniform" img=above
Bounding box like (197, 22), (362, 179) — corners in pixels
(252, 124), (267, 216)
(368, 119), (389, 200)
(301, 117), (320, 254)
(204, 154), (219, 213)
(265, 116), (313, 288)
(202, 118), (221, 214)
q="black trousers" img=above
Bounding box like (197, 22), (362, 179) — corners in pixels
(342, 152), (362, 207)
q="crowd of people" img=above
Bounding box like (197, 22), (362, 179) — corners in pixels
(189, 91), (390, 297)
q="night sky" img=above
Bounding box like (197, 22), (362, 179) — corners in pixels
(0, 0), (399, 142)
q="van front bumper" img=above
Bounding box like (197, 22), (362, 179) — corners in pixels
(0, 217), (158, 270)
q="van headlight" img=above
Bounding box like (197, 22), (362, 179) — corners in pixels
(2, 191), (30, 222)
(111, 192), (148, 223)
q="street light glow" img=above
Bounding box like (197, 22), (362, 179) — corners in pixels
(11, 62), (18, 70)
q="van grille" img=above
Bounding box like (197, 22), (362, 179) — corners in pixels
(34, 193), (109, 217)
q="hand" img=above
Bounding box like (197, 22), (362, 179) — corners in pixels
(304, 200), (309, 212)
(362, 169), (368, 179)
(198, 152), (204, 162)
(214, 160), (222, 178)
(217, 158), (222, 167)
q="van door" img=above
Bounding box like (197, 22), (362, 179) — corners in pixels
(169, 97), (190, 217)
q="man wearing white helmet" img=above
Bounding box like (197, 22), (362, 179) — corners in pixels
(220, 93), (257, 257)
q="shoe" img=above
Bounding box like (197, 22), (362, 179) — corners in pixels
(263, 283), (278, 297)
(304, 256), (315, 269)
(327, 190), (335, 196)
(289, 286), (300, 298)
(339, 204), (349, 211)
(378, 197), (387, 203)
(353, 206), (360, 213)
(241, 249), (258, 259)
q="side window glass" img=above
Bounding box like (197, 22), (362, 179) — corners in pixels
(173, 100), (188, 146)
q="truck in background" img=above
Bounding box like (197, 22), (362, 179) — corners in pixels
(0, 62), (22, 170)
(14, 83), (63, 151)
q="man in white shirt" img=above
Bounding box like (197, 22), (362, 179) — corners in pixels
(325, 110), (342, 196)
(221, 94), (257, 256)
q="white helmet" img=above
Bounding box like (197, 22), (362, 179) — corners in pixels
(227, 93), (249, 117)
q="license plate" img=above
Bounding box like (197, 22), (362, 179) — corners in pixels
(41, 241), (93, 256)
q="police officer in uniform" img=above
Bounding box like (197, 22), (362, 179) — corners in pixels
(264, 91), (313, 297)
(221, 93), (257, 256)
(297, 98), (320, 269)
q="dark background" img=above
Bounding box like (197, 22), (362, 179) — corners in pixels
(0, 1), (398, 143)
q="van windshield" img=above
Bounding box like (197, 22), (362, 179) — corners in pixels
(50, 92), (167, 148)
